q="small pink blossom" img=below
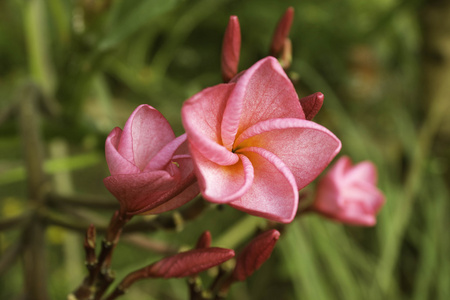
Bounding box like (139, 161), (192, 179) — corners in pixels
(104, 104), (199, 215)
(182, 57), (341, 223)
(313, 156), (385, 226)
(221, 16), (241, 82)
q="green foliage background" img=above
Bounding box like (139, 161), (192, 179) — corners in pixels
(0, 0), (449, 299)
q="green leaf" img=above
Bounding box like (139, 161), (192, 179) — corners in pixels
(98, 0), (180, 51)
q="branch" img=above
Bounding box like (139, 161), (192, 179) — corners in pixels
(47, 193), (119, 210)
(0, 212), (30, 232)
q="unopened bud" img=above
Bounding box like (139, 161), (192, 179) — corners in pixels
(270, 7), (294, 57)
(232, 229), (280, 281)
(196, 231), (212, 249)
(118, 248), (235, 291)
(221, 16), (241, 82)
(299, 92), (324, 120)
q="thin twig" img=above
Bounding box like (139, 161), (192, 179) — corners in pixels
(0, 212), (31, 231)
(45, 197), (209, 234)
(47, 193), (119, 210)
(18, 81), (49, 300)
(0, 239), (25, 277)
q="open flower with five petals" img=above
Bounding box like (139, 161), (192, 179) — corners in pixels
(182, 57), (341, 223)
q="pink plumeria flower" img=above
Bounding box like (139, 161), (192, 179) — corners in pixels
(104, 104), (199, 215)
(313, 156), (385, 226)
(182, 57), (341, 223)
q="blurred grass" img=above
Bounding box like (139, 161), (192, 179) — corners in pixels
(1, 0), (449, 299)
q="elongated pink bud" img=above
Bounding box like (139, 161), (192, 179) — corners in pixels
(149, 248), (234, 278)
(270, 7), (294, 57)
(299, 92), (324, 120)
(221, 16), (241, 82)
(195, 231), (212, 249)
(117, 248), (234, 292)
(232, 230), (280, 281)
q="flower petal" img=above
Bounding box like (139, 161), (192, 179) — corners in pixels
(221, 57), (304, 149)
(189, 144), (254, 203)
(145, 182), (199, 214)
(104, 171), (181, 215)
(344, 181), (385, 213)
(182, 84), (239, 165)
(230, 147), (298, 223)
(144, 134), (187, 172)
(105, 127), (140, 175)
(335, 202), (377, 226)
(346, 160), (378, 185)
(119, 104), (175, 170)
(235, 118), (341, 190)
(145, 156), (199, 214)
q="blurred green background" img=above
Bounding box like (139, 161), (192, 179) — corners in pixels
(1, 0), (449, 299)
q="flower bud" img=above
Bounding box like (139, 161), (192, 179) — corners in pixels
(270, 7), (294, 57)
(119, 248), (235, 290)
(299, 92), (324, 120)
(195, 230), (212, 249)
(104, 104), (199, 215)
(232, 229), (280, 281)
(221, 16), (241, 82)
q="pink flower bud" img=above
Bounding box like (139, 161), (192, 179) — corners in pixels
(115, 248), (234, 294)
(232, 229), (280, 281)
(149, 248), (234, 278)
(313, 156), (385, 226)
(270, 7), (294, 57)
(299, 92), (324, 120)
(195, 231), (212, 249)
(221, 16), (241, 82)
(103, 104), (199, 215)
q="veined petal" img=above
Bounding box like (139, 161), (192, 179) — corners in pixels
(144, 180), (199, 215)
(105, 127), (140, 175)
(189, 144), (254, 203)
(231, 147), (298, 223)
(235, 118), (341, 189)
(141, 156), (199, 214)
(104, 170), (181, 215)
(221, 57), (304, 149)
(145, 134), (187, 172)
(119, 104), (175, 170)
(182, 84), (239, 165)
